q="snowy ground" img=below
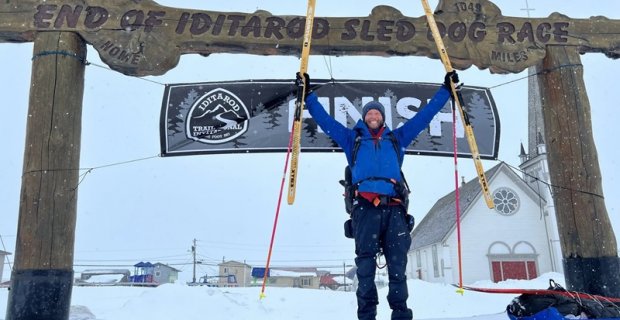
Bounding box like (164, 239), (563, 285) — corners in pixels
(0, 273), (564, 320)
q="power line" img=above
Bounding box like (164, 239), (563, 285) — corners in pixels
(80, 154), (161, 171)
(75, 154), (160, 188)
(72, 258), (356, 269)
(488, 63), (582, 89)
(71, 253), (357, 268)
(61, 154), (603, 210)
(197, 238), (350, 249)
(85, 60), (167, 86)
(500, 161), (604, 199)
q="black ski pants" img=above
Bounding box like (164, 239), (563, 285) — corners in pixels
(352, 200), (413, 320)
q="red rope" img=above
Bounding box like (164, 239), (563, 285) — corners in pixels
(260, 120), (296, 298)
(452, 100), (464, 289)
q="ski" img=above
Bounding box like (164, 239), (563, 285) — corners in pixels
(260, 0), (316, 300)
(455, 284), (620, 303)
(287, 0), (316, 205)
(421, 0), (494, 209)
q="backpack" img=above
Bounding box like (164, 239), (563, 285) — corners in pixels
(340, 131), (411, 213)
(341, 131), (415, 238)
(507, 280), (620, 319)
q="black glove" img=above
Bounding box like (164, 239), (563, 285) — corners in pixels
(295, 72), (311, 96)
(443, 70), (459, 89)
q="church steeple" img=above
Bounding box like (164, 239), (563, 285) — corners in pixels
(527, 65), (545, 156)
(536, 131), (546, 155)
(519, 142), (528, 164)
(518, 11), (561, 273)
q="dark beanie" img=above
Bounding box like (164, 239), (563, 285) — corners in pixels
(362, 101), (385, 120)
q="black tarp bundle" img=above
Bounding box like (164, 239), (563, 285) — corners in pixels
(507, 280), (620, 320)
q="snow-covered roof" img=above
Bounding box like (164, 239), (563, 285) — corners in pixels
(219, 260), (252, 268)
(154, 263), (181, 272)
(270, 269), (316, 277)
(81, 269), (130, 275)
(81, 274), (126, 284)
(134, 261), (154, 268)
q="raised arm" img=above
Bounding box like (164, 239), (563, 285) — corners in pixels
(393, 72), (457, 147)
(305, 92), (354, 153)
(297, 72), (355, 156)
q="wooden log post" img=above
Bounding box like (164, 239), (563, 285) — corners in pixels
(536, 46), (620, 297)
(6, 31), (85, 320)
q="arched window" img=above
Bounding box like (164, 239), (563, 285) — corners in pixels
(488, 241), (511, 255)
(513, 241), (537, 254)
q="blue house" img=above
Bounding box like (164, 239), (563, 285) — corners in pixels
(129, 261), (180, 285)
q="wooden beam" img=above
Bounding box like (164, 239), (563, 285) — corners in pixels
(1, 0), (619, 76)
(6, 31), (85, 320)
(537, 45), (620, 297)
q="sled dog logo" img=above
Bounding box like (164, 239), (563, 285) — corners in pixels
(186, 88), (250, 144)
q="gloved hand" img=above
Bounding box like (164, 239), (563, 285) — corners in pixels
(443, 70), (459, 89)
(295, 72), (311, 96)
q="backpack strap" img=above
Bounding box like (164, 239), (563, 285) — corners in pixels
(342, 131), (412, 216)
(351, 131), (408, 181)
(351, 130), (399, 164)
(351, 134), (362, 165)
(385, 132), (411, 192)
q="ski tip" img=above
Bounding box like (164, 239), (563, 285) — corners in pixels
(287, 194), (295, 205)
(259, 292), (266, 300)
(456, 287), (465, 295)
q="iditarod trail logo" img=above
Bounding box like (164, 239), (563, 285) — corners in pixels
(186, 88), (250, 144)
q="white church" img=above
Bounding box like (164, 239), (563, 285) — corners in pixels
(407, 68), (564, 285)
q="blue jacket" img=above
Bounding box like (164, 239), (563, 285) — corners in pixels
(306, 87), (451, 196)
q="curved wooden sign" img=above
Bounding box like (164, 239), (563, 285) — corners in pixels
(1, 0), (619, 76)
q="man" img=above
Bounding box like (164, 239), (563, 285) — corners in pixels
(297, 71), (458, 320)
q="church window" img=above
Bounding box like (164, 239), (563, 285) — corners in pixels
(493, 187), (520, 215)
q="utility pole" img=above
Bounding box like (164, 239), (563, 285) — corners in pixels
(191, 239), (197, 284)
(343, 262), (347, 292)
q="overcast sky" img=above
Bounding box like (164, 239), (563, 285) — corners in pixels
(1, 0), (619, 282)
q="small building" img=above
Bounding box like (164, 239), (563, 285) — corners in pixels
(319, 273), (352, 291)
(129, 261), (180, 285)
(268, 268), (319, 289)
(130, 261), (155, 283)
(251, 266), (320, 289)
(316, 267), (354, 291)
(218, 260), (252, 287)
(153, 262), (181, 284)
(319, 274), (339, 289)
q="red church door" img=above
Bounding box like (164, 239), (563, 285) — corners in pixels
(491, 260), (537, 282)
